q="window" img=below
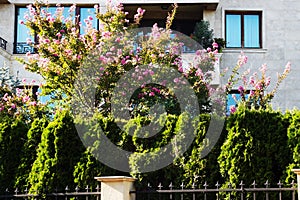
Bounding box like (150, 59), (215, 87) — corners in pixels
(225, 11), (262, 48)
(15, 6), (98, 54)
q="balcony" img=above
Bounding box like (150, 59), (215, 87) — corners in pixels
(0, 37), (7, 51)
(121, 0), (219, 9)
(14, 42), (35, 54)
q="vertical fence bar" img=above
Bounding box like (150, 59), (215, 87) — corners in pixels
(96, 184), (100, 200)
(215, 182), (220, 200)
(251, 181), (257, 200)
(75, 186), (79, 200)
(24, 187), (28, 200)
(228, 183), (232, 200)
(203, 182), (208, 200)
(180, 182), (184, 200)
(291, 180), (296, 200)
(147, 183), (151, 200)
(264, 180), (270, 200)
(240, 181), (244, 200)
(65, 186), (69, 200)
(277, 181), (282, 200)
(169, 182), (173, 200)
(5, 188), (9, 200)
(85, 185), (89, 200)
(192, 182), (195, 200)
(158, 183), (162, 200)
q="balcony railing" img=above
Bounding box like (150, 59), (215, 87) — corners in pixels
(14, 42), (35, 54)
(0, 37), (7, 51)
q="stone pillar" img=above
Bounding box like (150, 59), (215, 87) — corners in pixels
(292, 169), (300, 200)
(95, 176), (136, 200)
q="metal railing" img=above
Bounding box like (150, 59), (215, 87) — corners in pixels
(132, 180), (298, 200)
(0, 37), (7, 50)
(0, 185), (101, 200)
(14, 42), (35, 54)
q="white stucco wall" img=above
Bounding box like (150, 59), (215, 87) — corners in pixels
(207, 0), (300, 110)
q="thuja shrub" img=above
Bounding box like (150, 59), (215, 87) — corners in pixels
(0, 116), (28, 192)
(218, 104), (291, 199)
(28, 110), (85, 194)
(14, 117), (49, 190)
(284, 110), (300, 184)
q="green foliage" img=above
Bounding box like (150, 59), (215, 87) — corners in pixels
(28, 110), (84, 194)
(218, 104), (291, 198)
(15, 117), (49, 190)
(0, 116), (28, 191)
(192, 20), (213, 49)
(284, 110), (300, 183)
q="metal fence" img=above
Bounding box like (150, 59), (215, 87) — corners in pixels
(0, 186), (101, 200)
(132, 180), (298, 200)
(0, 37), (7, 50)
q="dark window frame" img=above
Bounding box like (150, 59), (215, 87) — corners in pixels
(225, 10), (262, 49)
(14, 5), (99, 54)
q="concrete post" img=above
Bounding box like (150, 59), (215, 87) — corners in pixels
(95, 176), (136, 200)
(292, 169), (300, 200)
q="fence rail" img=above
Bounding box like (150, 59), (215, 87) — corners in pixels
(132, 180), (298, 200)
(0, 186), (101, 200)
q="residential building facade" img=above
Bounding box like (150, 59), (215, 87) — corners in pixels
(0, 0), (299, 110)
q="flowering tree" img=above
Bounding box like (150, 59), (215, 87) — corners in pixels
(18, 2), (220, 118)
(225, 52), (291, 113)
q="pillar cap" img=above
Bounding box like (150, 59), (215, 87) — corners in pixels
(95, 176), (136, 182)
(292, 169), (300, 175)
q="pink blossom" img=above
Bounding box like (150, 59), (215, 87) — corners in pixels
(207, 47), (212, 52)
(230, 105), (236, 114)
(0, 106), (4, 112)
(11, 103), (16, 109)
(284, 62), (291, 73)
(249, 76), (255, 85)
(212, 42), (218, 49)
(26, 38), (32, 44)
(69, 4), (76, 13)
(30, 101), (37, 106)
(102, 31), (112, 38)
(149, 92), (155, 97)
(238, 86), (244, 93)
(94, 4), (99, 9)
(22, 96), (30, 103)
(47, 16), (55, 22)
(196, 69), (203, 77)
(19, 20), (24, 25)
(88, 16), (93, 21)
(121, 58), (126, 65)
(137, 7), (145, 15)
(260, 64), (267, 73)
(44, 39), (50, 43)
(266, 76), (271, 86)
(232, 94), (237, 101)
(174, 78), (180, 83)
(250, 90), (255, 97)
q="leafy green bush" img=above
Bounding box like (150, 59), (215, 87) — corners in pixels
(0, 116), (28, 191)
(284, 110), (300, 183)
(218, 105), (291, 198)
(28, 110), (84, 194)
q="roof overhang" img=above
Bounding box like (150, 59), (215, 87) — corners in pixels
(0, 0), (10, 4)
(122, 0), (219, 10)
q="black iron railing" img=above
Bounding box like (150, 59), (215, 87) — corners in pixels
(14, 42), (35, 54)
(132, 180), (298, 200)
(0, 37), (7, 50)
(0, 185), (101, 200)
